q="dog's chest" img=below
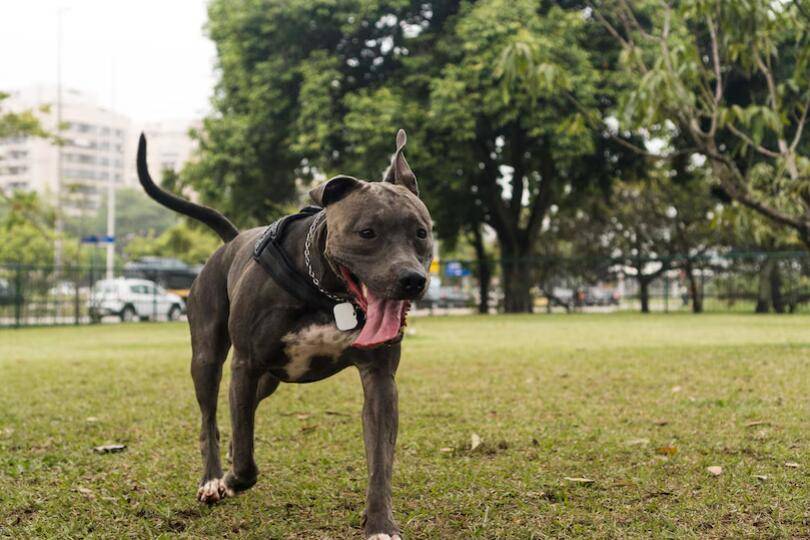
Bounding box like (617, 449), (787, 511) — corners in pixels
(280, 323), (358, 381)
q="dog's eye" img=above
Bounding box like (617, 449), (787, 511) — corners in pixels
(358, 228), (376, 239)
(416, 228), (428, 239)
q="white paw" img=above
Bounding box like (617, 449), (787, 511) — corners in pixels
(196, 478), (234, 504)
(367, 535), (401, 540)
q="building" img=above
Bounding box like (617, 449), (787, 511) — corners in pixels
(0, 85), (131, 214)
(0, 86), (200, 214)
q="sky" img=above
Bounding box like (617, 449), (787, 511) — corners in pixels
(0, 0), (216, 122)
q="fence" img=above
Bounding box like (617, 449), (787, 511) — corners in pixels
(0, 263), (186, 328)
(2, 251), (809, 328)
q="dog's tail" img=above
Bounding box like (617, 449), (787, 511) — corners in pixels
(137, 133), (239, 243)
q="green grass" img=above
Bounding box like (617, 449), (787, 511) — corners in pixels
(1, 313), (808, 539)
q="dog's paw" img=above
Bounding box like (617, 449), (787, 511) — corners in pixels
(197, 478), (234, 504)
(366, 535), (401, 540)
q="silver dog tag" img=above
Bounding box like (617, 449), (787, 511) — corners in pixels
(333, 302), (358, 331)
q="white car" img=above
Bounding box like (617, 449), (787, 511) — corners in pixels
(89, 278), (184, 322)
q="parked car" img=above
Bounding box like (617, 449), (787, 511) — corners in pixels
(585, 286), (621, 306)
(89, 278), (184, 322)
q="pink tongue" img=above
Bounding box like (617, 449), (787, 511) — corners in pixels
(353, 289), (404, 349)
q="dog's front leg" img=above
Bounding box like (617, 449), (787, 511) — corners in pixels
(223, 350), (260, 494)
(357, 347), (401, 540)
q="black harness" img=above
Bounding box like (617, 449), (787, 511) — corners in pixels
(252, 206), (345, 312)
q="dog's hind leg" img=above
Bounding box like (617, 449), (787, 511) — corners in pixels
(188, 261), (232, 504)
(190, 322), (231, 503)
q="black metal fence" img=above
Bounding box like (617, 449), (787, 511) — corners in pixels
(2, 251), (809, 328)
(0, 263), (186, 328)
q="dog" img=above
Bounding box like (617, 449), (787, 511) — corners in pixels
(136, 129), (433, 540)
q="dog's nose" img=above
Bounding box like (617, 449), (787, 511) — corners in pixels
(399, 271), (426, 296)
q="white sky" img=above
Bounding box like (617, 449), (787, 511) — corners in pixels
(0, 0), (216, 122)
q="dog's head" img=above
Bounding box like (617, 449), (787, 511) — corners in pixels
(309, 130), (433, 348)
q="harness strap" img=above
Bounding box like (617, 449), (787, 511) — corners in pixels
(252, 206), (338, 311)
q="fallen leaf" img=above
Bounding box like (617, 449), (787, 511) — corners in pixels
(439, 447), (453, 453)
(85, 417), (99, 423)
(653, 420), (669, 426)
(671, 386), (682, 393)
(295, 413), (311, 420)
(656, 446), (678, 456)
(745, 420), (770, 427)
(93, 444), (126, 454)
(784, 462), (800, 468)
(707, 466), (723, 476)
(564, 477), (595, 484)
(626, 438), (650, 446)
(470, 433), (482, 451)
(753, 475), (768, 481)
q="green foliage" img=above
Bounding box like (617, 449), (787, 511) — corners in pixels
(597, 0), (810, 243)
(0, 192), (90, 267)
(0, 92), (49, 139)
(125, 221), (220, 265)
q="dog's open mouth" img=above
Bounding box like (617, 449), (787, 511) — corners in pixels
(339, 266), (410, 349)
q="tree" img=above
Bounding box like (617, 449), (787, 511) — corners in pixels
(714, 204), (804, 313)
(605, 169), (720, 313)
(0, 192), (89, 267)
(125, 222), (221, 266)
(0, 92), (48, 139)
(593, 0), (810, 245)
(189, 0), (644, 312)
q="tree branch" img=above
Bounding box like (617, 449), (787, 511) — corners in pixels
(724, 122), (783, 158)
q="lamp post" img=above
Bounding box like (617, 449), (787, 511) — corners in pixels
(54, 7), (66, 274)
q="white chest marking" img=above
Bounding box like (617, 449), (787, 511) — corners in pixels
(281, 323), (358, 380)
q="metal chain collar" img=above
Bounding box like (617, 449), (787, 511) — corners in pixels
(304, 211), (345, 302)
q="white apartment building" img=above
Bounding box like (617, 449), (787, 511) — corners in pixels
(0, 86), (200, 213)
(0, 85), (131, 214)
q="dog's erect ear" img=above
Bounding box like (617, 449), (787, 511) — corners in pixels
(309, 175), (362, 207)
(383, 129), (418, 196)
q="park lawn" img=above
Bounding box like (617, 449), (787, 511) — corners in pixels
(0, 314), (808, 539)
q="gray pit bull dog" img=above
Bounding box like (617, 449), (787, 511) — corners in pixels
(136, 129), (432, 540)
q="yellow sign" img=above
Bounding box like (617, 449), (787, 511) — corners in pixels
(429, 260), (440, 274)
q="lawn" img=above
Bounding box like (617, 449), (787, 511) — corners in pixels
(1, 313), (808, 539)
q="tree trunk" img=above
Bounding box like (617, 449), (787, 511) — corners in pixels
(770, 260), (784, 313)
(471, 226), (491, 314)
(639, 278), (650, 314)
(501, 251), (533, 313)
(755, 259), (774, 313)
(684, 262), (703, 314)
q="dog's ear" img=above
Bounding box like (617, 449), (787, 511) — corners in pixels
(309, 175), (362, 206)
(383, 129), (418, 196)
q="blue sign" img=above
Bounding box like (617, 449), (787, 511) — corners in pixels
(81, 235), (116, 244)
(444, 261), (471, 277)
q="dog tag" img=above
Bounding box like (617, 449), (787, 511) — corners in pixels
(333, 302), (358, 331)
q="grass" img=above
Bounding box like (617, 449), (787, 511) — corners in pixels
(1, 313), (808, 539)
